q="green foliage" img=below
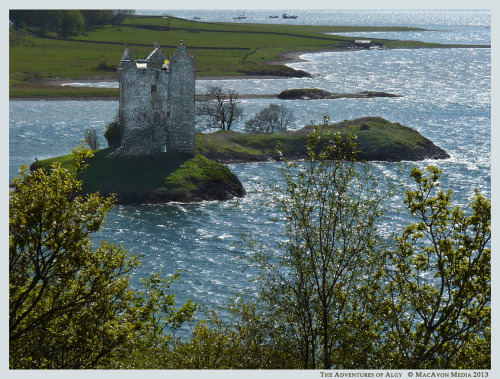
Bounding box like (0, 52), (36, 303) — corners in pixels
(383, 166), (491, 369)
(244, 131), (391, 369)
(13, 124), (489, 369)
(60, 10), (85, 36)
(167, 300), (302, 369)
(104, 121), (121, 148)
(108, 272), (198, 369)
(71, 143), (94, 175)
(9, 10), (133, 36)
(178, 137), (489, 370)
(9, 161), (196, 368)
(9, 163), (130, 368)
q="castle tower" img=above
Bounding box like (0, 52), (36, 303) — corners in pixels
(166, 41), (196, 154)
(114, 41), (195, 157)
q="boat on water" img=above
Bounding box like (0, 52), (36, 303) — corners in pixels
(233, 15), (247, 20)
(283, 13), (298, 19)
(269, 15), (279, 18)
(193, 17), (201, 20)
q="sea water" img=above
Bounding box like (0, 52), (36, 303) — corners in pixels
(9, 10), (491, 319)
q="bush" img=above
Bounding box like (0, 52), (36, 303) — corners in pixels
(104, 121), (121, 148)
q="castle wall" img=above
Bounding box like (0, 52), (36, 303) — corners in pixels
(115, 42), (195, 157)
(167, 45), (196, 154)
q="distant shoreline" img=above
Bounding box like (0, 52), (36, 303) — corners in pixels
(10, 44), (490, 101)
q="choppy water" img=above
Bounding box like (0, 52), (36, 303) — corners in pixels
(9, 10), (490, 319)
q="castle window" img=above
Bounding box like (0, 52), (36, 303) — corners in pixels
(151, 84), (157, 93)
(167, 111), (171, 118)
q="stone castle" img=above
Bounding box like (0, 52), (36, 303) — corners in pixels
(113, 41), (195, 156)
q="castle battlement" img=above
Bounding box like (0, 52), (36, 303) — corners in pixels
(113, 41), (195, 157)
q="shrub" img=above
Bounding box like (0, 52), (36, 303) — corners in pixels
(104, 121), (120, 148)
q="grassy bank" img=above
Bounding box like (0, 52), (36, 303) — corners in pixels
(31, 150), (245, 204)
(29, 117), (448, 203)
(9, 15), (481, 99)
(196, 117), (450, 162)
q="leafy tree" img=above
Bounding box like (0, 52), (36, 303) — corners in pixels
(163, 132), (491, 370)
(166, 300), (300, 369)
(244, 103), (294, 134)
(60, 10), (84, 36)
(9, 156), (196, 368)
(104, 121), (121, 149)
(246, 130), (391, 369)
(383, 166), (491, 369)
(197, 85), (243, 130)
(71, 143), (94, 175)
(9, 10), (131, 36)
(108, 272), (197, 369)
(80, 10), (113, 27)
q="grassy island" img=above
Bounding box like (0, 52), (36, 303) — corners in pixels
(196, 117), (449, 163)
(30, 117), (448, 204)
(9, 15), (488, 99)
(31, 151), (245, 204)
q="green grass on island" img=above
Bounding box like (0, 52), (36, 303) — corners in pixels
(196, 117), (450, 163)
(32, 151), (244, 204)
(9, 15), (486, 99)
(31, 117), (449, 204)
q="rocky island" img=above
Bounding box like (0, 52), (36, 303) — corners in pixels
(277, 88), (402, 100)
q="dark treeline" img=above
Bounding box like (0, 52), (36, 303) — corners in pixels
(9, 10), (134, 37)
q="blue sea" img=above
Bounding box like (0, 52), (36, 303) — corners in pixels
(9, 10), (491, 321)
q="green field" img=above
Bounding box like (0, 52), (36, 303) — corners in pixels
(9, 15), (469, 98)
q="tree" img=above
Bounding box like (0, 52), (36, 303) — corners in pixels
(246, 130), (391, 368)
(383, 166), (491, 369)
(84, 128), (100, 150)
(111, 10), (135, 25)
(166, 300), (300, 369)
(60, 10), (84, 36)
(244, 103), (294, 134)
(197, 85), (243, 130)
(104, 121), (121, 149)
(71, 143), (94, 175)
(9, 156), (196, 368)
(81, 10), (113, 27)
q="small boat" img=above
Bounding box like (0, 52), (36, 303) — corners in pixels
(283, 13), (298, 19)
(233, 15), (247, 20)
(269, 15), (279, 18)
(193, 17), (201, 20)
